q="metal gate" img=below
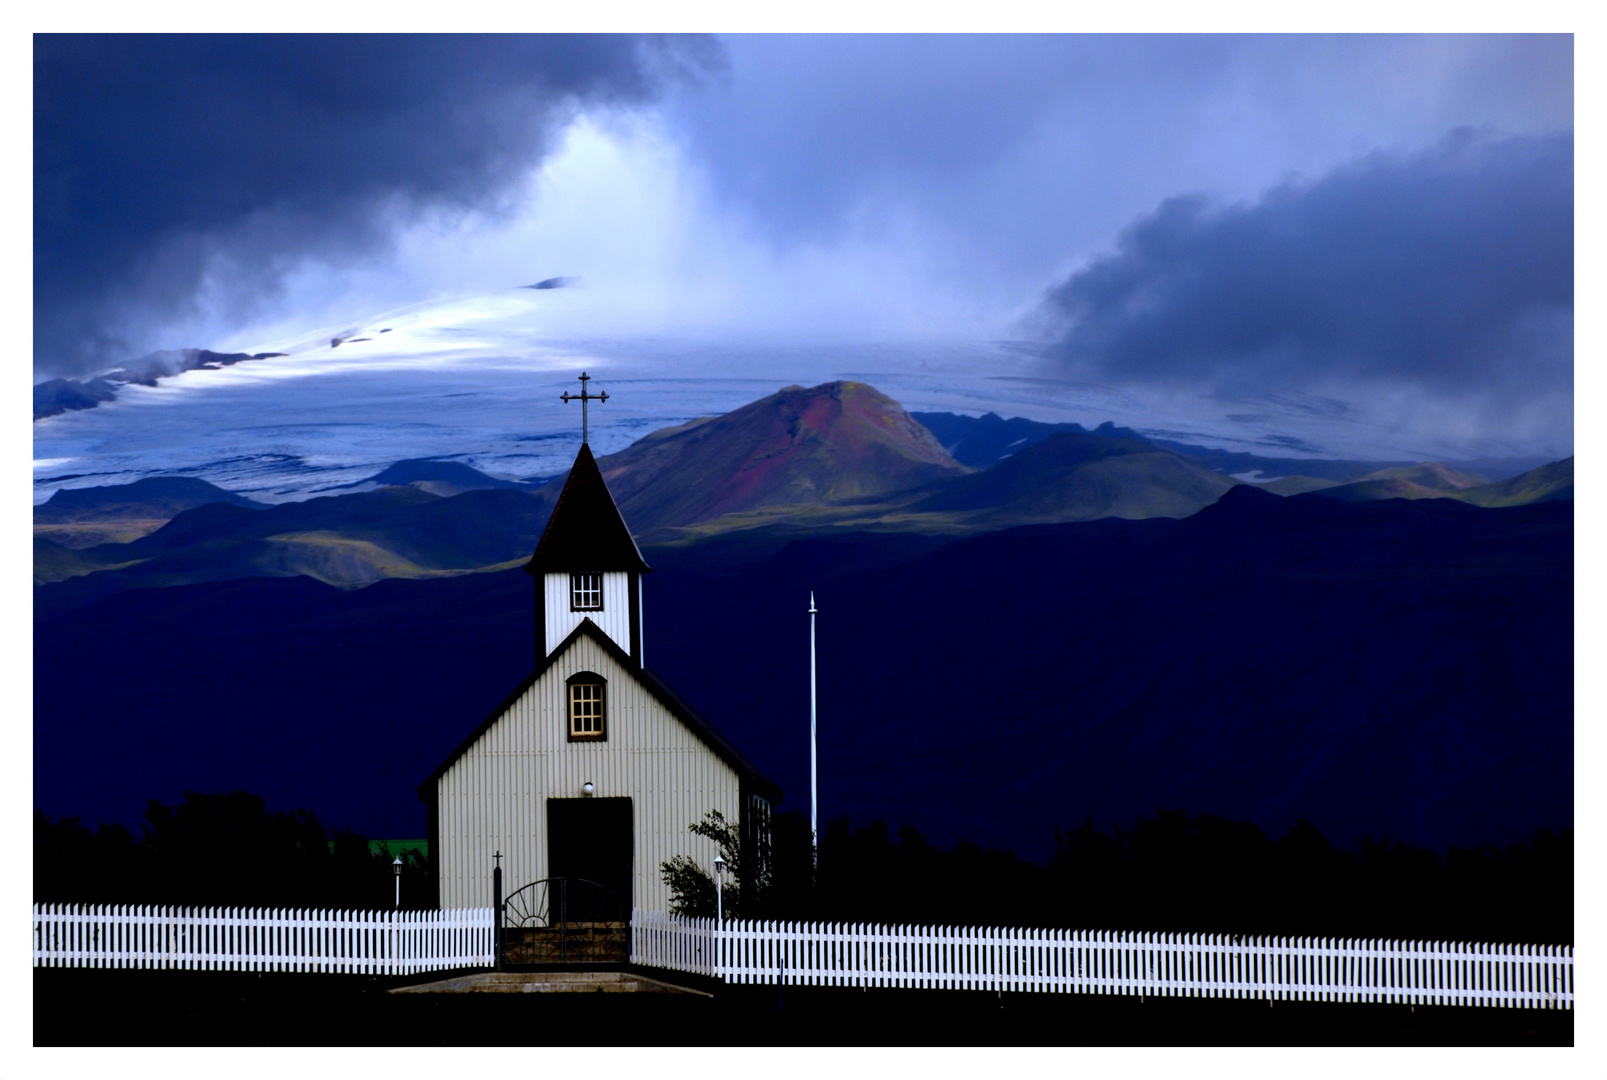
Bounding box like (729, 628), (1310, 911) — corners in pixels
(498, 878), (628, 967)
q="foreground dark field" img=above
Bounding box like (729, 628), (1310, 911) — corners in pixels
(33, 968), (1572, 1047)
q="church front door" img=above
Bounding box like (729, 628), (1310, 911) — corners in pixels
(546, 796), (634, 914)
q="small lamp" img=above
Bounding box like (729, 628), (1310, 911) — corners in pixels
(712, 854), (727, 924)
(582, 781), (595, 796)
(393, 854), (403, 909)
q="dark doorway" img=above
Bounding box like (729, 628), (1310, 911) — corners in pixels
(547, 797), (633, 911)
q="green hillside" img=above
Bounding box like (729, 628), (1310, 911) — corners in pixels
(1311, 458), (1570, 508)
(916, 428), (1238, 524)
(1457, 457), (1573, 508)
(1315, 462), (1490, 502)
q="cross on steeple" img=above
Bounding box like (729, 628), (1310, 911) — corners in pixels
(560, 372), (609, 445)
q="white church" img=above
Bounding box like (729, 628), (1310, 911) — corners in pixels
(417, 428), (782, 915)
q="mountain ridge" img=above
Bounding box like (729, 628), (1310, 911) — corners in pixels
(34, 385), (1576, 600)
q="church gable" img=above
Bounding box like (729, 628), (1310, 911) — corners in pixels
(426, 619), (773, 911)
(442, 625), (739, 781)
(421, 620), (777, 797)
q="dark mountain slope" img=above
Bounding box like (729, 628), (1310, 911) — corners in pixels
(361, 459), (529, 496)
(914, 410), (1560, 485)
(915, 427), (1238, 523)
(36, 476), (269, 523)
(33, 486), (556, 618)
(647, 491), (1569, 860)
(34, 494), (1570, 863)
(1309, 458), (1573, 508)
(33, 377), (119, 419)
(35, 570), (538, 837)
(1312, 463), (1489, 502)
(34, 536), (148, 586)
(913, 410), (1417, 480)
(911, 411), (1104, 468)
(35, 476), (270, 551)
(1458, 457), (1574, 508)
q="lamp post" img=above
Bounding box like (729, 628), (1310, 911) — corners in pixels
(712, 854), (727, 924)
(809, 592), (817, 866)
(712, 853), (727, 979)
(393, 855), (403, 909)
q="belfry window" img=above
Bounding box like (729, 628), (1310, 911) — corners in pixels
(567, 673), (606, 741)
(570, 572), (603, 611)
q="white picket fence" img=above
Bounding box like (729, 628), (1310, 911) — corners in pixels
(33, 902), (1575, 1010)
(32, 904), (494, 975)
(630, 911), (1574, 1010)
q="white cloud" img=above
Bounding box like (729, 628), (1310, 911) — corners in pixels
(179, 110), (1010, 361)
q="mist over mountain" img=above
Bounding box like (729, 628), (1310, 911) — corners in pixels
(33, 348), (285, 419)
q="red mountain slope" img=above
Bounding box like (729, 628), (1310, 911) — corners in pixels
(597, 381), (968, 531)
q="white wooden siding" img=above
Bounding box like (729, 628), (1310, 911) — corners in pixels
(436, 633), (742, 912)
(543, 571), (632, 656)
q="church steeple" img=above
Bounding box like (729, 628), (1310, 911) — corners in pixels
(525, 416), (651, 664)
(525, 443), (650, 578)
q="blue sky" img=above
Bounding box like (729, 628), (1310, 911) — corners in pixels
(33, 34), (1574, 453)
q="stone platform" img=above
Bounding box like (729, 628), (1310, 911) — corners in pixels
(390, 970), (712, 996)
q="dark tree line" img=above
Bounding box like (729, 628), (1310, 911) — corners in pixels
(38, 792), (1571, 946)
(34, 790), (429, 911)
(735, 809), (1571, 946)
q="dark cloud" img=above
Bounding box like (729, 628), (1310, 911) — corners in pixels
(671, 36), (1570, 294)
(1037, 130), (1573, 402)
(34, 34), (722, 375)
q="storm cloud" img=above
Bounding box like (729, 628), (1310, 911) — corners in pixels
(1038, 130), (1573, 403)
(34, 34), (721, 376)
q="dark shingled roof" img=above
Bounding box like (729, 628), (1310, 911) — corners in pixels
(524, 443), (651, 575)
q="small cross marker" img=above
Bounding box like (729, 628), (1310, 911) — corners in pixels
(561, 372), (609, 445)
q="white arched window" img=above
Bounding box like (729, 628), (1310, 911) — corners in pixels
(566, 671), (606, 742)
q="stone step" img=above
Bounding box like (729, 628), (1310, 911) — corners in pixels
(390, 970), (712, 996)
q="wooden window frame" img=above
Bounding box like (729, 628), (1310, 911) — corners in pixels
(570, 572), (604, 612)
(566, 672), (607, 742)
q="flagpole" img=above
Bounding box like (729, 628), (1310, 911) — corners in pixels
(809, 591), (817, 866)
